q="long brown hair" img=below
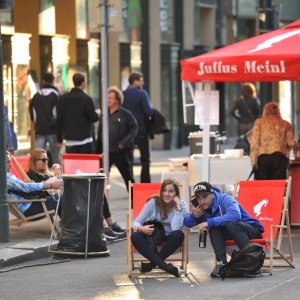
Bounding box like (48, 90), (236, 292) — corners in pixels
(27, 148), (50, 175)
(157, 178), (180, 219)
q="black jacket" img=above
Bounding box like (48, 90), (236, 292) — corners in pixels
(29, 85), (59, 135)
(231, 96), (260, 124)
(96, 107), (137, 153)
(57, 88), (99, 143)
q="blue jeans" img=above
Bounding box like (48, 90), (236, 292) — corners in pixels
(131, 230), (184, 270)
(24, 194), (61, 217)
(35, 134), (60, 164)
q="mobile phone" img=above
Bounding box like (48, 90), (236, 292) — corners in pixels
(191, 197), (198, 208)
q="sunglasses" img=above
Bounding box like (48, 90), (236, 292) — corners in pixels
(37, 158), (49, 163)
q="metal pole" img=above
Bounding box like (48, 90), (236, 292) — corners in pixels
(100, 0), (110, 185)
(258, 0), (274, 106)
(0, 23), (9, 242)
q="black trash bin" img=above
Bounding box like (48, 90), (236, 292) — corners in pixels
(52, 173), (109, 257)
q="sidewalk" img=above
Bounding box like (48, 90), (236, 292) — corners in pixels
(0, 146), (191, 267)
(0, 138), (254, 267)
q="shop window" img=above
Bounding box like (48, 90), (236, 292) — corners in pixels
(120, 0), (142, 42)
(76, 0), (88, 39)
(160, 0), (175, 43)
(39, 0), (55, 35)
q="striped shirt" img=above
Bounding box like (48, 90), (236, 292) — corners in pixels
(6, 172), (44, 213)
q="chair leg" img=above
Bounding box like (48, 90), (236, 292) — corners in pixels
(41, 201), (55, 232)
(270, 226), (274, 275)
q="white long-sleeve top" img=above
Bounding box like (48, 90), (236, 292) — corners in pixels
(132, 198), (187, 235)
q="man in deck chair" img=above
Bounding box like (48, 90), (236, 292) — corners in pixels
(6, 154), (63, 217)
(183, 181), (264, 278)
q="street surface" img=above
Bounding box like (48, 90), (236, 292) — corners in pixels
(1, 232), (300, 300)
(2, 146), (300, 299)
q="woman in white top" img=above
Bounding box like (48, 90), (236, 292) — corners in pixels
(131, 178), (187, 277)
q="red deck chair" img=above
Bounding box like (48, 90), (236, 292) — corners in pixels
(7, 154), (56, 232)
(127, 182), (189, 277)
(62, 153), (103, 174)
(225, 177), (294, 275)
(9, 154), (30, 182)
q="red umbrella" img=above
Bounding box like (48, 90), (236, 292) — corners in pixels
(181, 19), (300, 83)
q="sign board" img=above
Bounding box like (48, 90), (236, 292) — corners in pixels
(88, 0), (123, 33)
(194, 90), (219, 125)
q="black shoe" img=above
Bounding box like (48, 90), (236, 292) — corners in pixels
(248, 269), (263, 277)
(139, 262), (153, 273)
(104, 227), (118, 241)
(210, 261), (226, 278)
(164, 263), (181, 277)
(109, 222), (126, 235)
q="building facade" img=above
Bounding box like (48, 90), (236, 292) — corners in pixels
(1, 0), (300, 152)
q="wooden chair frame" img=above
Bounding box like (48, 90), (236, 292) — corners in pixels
(126, 182), (189, 277)
(8, 154), (58, 233)
(228, 177), (295, 275)
(8, 198), (56, 230)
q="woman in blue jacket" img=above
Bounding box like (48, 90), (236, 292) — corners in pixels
(184, 181), (264, 278)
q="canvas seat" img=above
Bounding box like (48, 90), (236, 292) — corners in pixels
(225, 177), (294, 275)
(126, 182), (189, 277)
(61, 153), (103, 174)
(7, 154), (58, 234)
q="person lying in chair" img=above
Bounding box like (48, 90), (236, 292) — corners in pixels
(131, 178), (187, 277)
(183, 181), (264, 278)
(6, 153), (63, 217)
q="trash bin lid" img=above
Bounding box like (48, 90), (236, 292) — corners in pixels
(61, 173), (106, 179)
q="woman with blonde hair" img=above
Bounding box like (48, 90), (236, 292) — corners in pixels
(26, 149), (56, 182)
(250, 101), (296, 179)
(131, 178), (187, 277)
(231, 82), (260, 136)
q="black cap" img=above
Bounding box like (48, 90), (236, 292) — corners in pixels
(193, 182), (213, 194)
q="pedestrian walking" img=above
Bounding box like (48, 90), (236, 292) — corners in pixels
(29, 73), (60, 163)
(57, 73), (99, 154)
(123, 72), (153, 183)
(250, 101), (296, 180)
(231, 82), (260, 136)
(96, 86), (137, 191)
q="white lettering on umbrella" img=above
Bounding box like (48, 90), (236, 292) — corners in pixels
(248, 29), (300, 53)
(244, 60), (286, 73)
(198, 61), (237, 76)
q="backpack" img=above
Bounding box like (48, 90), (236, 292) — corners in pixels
(219, 242), (266, 279)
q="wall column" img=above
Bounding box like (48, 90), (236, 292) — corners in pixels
(149, 0), (162, 149)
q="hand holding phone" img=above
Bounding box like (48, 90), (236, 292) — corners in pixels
(191, 197), (198, 208)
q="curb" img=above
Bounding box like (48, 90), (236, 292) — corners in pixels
(0, 241), (58, 268)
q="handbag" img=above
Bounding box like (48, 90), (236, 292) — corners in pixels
(142, 220), (166, 251)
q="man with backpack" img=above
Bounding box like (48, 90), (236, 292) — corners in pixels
(184, 181), (264, 278)
(30, 73), (60, 163)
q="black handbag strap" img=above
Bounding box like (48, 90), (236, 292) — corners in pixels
(243, 99), (255, 121)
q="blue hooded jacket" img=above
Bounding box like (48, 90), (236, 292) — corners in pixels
(183, 186), (264, 233)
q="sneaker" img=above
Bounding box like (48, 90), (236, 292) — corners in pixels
(139, 262), (153, 273)
(210, 261), (226, 278)
(109, 222), (126, 235)
(164, 263), (181, 277)
(104, 227), (118, 241)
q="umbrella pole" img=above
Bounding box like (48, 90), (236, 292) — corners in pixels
(199, 82), (212, 182)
